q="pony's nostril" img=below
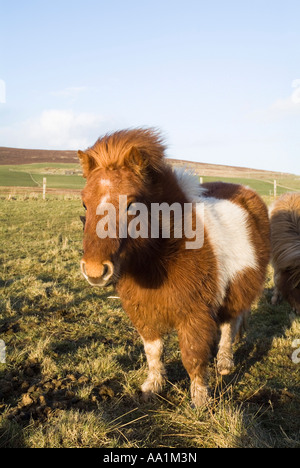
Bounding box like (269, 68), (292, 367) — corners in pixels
(102, 263), (109, 277)
(102, 261), (114, 281)
(80, 260), (88, 280)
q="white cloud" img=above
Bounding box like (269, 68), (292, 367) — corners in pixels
(0, 109), (111, 149)
(271, 80), (300, 112)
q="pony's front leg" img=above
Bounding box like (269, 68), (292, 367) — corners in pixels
(141, 337), (166, 400)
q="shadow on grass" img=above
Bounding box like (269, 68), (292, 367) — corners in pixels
(0, 418), (28, 448)
(215, 289), (300, 447)
(1, 284), (299, 448)
(233, 289), (293, 380)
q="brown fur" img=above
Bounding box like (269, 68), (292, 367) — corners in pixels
(270, 192), (300, 314)
(78, 127), (166, 178)
(78, 128), (270, 405)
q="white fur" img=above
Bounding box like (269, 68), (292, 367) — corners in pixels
(141, 338), (166, 396)
(100, 178), (111, 187)
(203, 197), (257, 301)
(173, 167), (206, 200)
(175, 170), (257, 303)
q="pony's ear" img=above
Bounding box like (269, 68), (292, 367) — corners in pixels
(78, 150), (97, 178)
(124, 146), (148, 174)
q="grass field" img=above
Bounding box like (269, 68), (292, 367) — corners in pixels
(0, 197), (299, 448)
(0, 164), (84, 190)
(0, 162), (299, 196)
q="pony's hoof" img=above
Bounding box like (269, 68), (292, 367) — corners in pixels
(141, 390), (155, 402)
(191, 382), (209, 407)
(271, 295), (278, 306)
(217, 354), (234, 376)
(141, 374), (165, 401)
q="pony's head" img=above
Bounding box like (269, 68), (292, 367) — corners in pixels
(78, 128), (167, 287)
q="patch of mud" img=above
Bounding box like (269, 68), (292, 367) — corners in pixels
(245, 387), (300, 408)
(0, 358), (122, 424)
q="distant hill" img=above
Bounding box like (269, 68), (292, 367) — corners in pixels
(0, 147), (78, 165)
(0, 146), (295, 180)
(167, 158), (291, 180)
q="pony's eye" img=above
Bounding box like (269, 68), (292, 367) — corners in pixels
(80, 215), (86, 227)
(127, 196), (137, 212)
(127, 200), (137, 212)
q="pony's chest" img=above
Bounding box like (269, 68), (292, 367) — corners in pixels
(117, 283), (180, 327)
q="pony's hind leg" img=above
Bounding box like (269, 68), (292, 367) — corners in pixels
(271, 272), (282, 305)
(141, 337), (166, 400)
(217, 313), (246, 376)
(271, 287), (281, 305)
(178, 316), (217, 407)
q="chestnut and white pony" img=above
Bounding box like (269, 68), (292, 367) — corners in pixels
(78, 128), (270, 406)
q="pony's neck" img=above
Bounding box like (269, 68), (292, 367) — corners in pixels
(152, 166), (188, 205)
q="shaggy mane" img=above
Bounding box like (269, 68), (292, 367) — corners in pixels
(84, 128), (167, 174)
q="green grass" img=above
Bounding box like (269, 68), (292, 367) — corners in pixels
(0, 164), (84, 189)
(0, 167), (37, 187)
(0, 163), (299, 195)
(0, 197), (299, 448)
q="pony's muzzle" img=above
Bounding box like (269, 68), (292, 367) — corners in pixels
(80, 260), (114, 287)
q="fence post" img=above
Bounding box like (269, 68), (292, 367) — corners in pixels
(274, 180), (277, 198)
(43, 177), (47, 200)
(0, 339), (6, 364)
(199, 177), (203, 185)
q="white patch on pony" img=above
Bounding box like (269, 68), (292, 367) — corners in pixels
(203, 197), (257, 300)
(100, 178), (111, 187)
(173, 167), (206, 200)
(141, 338), (166, 396)
(175, 170), (258, 303)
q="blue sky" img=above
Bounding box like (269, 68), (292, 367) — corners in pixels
(0, 0), (300, 174)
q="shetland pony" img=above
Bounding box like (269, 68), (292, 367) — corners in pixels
(270, 192), (300, 315)
(78, 128), (270, 406)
